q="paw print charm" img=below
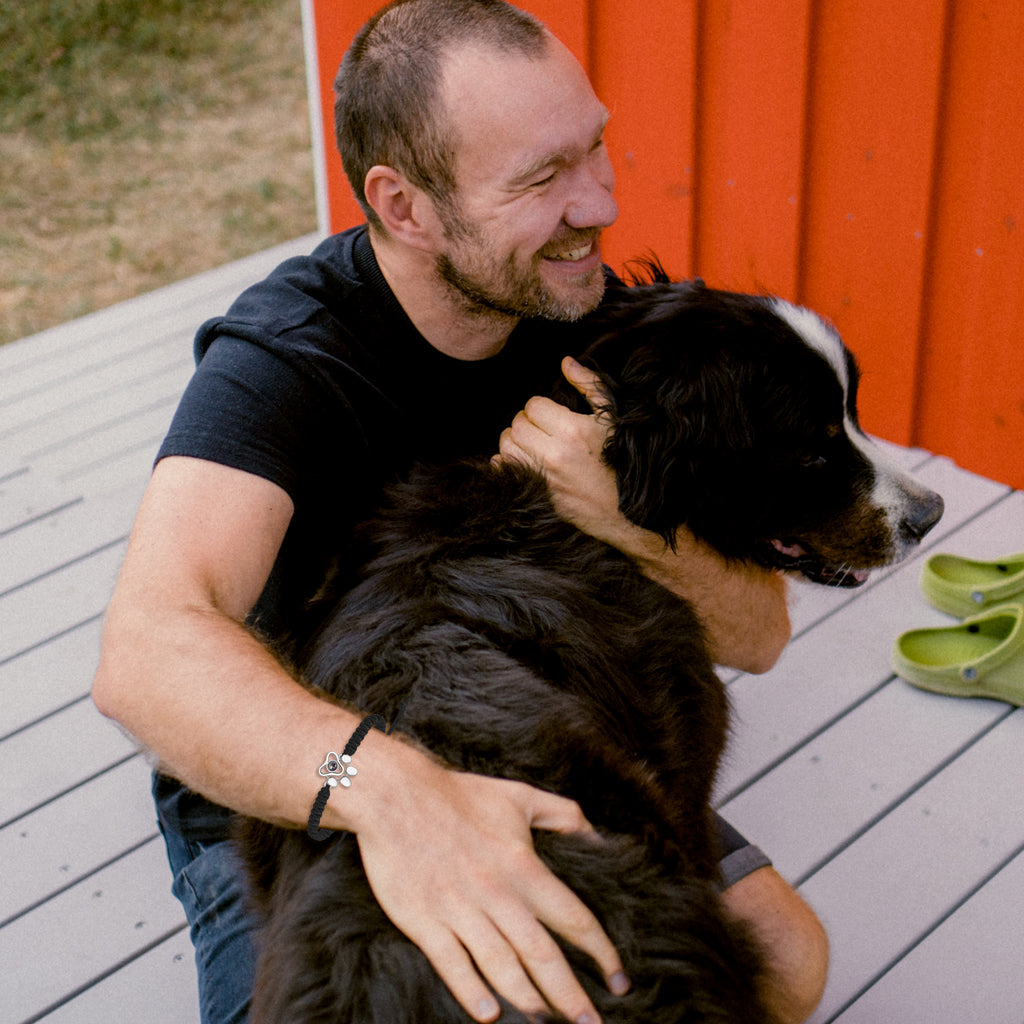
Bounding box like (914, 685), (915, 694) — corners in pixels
(319, 752), (358, 788)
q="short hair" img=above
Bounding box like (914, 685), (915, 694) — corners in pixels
(334, 0), (548, 229)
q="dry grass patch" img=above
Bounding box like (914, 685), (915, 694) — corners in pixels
(0, 0), (318, 345)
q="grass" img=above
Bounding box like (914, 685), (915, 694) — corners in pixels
(0, 0), (317, 345)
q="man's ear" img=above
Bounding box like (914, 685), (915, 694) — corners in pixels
(363, 165), (444, 252)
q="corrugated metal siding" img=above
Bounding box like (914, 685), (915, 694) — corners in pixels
(310, 0), (1024, 489)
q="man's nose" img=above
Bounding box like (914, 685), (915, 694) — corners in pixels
(565, 151), (618, 230)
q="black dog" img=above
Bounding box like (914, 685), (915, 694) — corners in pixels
(237, 275), (943, 1023)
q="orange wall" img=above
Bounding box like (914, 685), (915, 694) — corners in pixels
(308, 0), (1024, 489)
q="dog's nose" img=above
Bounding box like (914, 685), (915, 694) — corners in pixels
(902, 490), (944, 541)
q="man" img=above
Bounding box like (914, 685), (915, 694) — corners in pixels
(92, 2), (827, 1022)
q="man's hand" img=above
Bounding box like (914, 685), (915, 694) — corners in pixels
(498, 357), (791, 673)
(356, 740), (629, 1023)
(498, 357), (624, 543)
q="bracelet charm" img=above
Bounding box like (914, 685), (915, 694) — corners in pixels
(307, 706), (403, 842)
(319, 752), (358, 787)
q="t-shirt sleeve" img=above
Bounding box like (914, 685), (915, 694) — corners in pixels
(157, 331), (344, 505)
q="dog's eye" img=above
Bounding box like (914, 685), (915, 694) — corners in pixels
(801, 455), (828, 470)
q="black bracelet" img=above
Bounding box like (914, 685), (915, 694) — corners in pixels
(307, 705), (404, 842)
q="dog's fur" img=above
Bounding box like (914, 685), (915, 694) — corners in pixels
(237, 275), (943, 1023)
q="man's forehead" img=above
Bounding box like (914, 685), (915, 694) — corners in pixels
(440, 39), (607, 179)
(440, 40), (550, 105)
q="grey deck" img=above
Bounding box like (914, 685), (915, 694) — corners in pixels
(1, 236), (1021, 1023)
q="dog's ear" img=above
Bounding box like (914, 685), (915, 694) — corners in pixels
(600, 348), (755, 549)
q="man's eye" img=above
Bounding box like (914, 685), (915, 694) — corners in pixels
(531, 173), (555, 188)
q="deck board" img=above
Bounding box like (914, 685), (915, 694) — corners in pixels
(1, 233), (1021, 1023)
(0, 839), (187, 1024)
(0, 756), (156, 927)
(832, 849), (1024, 1024)
(1, 541), (126, 662)
(720, 679), (1008, 884)
(35, 929), (200, 1024)
(0, 235), (319, 1024)
(0, 470), (82, 537)
(802, 711), (1024, 1022)
(0, 699), (138, 827)
(1, 491), (136, 598)
(0, 619), (102, 734)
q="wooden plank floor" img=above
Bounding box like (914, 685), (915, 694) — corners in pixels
(0, 235), (319, 1024)
(2, 236), (1021, 1023)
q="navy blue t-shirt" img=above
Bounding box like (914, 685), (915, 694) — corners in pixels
(155, 225), (598, 837)
(159, 226), (602, 639)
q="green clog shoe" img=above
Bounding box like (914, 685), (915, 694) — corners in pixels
(893, 604), (1024, 704)
(920, 551), (1024, 618)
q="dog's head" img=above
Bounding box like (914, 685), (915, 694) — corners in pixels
(570, 274), (943, 587)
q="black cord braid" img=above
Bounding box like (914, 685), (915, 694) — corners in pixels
(307, 784), (334, 842)
(307, 705), (404, 843)
(343, 714), (386, 756)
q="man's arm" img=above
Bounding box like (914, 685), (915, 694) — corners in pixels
(92, 455), (626, 1024)
(497, 357), (791, 674)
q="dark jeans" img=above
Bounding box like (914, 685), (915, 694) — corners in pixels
(159, 824), (257, 1024)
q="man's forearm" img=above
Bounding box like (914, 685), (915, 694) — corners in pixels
(92, 600), (395, 833)
(498, 373), (791, 675)
(623, 523), (791, 673)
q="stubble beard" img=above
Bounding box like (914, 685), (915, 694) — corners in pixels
(434, 216), (605, 325)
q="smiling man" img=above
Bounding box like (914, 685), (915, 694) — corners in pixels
(427, 44), (613, 325)
(92, 2), (824, 1023)
(357, 20), (617, 356)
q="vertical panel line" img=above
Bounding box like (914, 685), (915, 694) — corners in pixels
(690, 0), (707, 275)
(586, 0), (598, 79)
(909, 0), (957, 448)
(794, 0), (822, 305)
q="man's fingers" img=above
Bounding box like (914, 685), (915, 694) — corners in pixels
(416, 881), (605, 1024)
(524, 861), (629, 1005)
(424, 901), (613, 1024)
(496, 402), (565, 469)
(561, 356), (608, 416)
(419, 786), (626, 1024)
(417, 929), (504, 1022)
(360, 764), (628, 1023)
(523, 784), (597, 836)
(495, 418), (538, 469)
(479, 851), (614, 1024)
(495, 909), (599, 1024)
(463, 920), (549, 1020)
(502, 797), (629, 1013)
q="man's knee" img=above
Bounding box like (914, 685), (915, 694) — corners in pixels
(721, 865), (829, 1024)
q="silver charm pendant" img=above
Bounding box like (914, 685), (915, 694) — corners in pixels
(319, 751), (358, 787)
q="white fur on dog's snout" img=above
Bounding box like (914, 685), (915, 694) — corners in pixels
(772, 298), (943, 563)
(852, 434), (944, 561)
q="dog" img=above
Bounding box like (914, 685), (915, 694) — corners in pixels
(237, 272), (944, 1023)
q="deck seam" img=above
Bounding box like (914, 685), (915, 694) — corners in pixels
(15, 920), (190, 1024)
(819, 837), (1024, 1024)
(0, 750), (142, 833)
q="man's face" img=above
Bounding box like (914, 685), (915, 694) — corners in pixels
(435, 37), (618, 323)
